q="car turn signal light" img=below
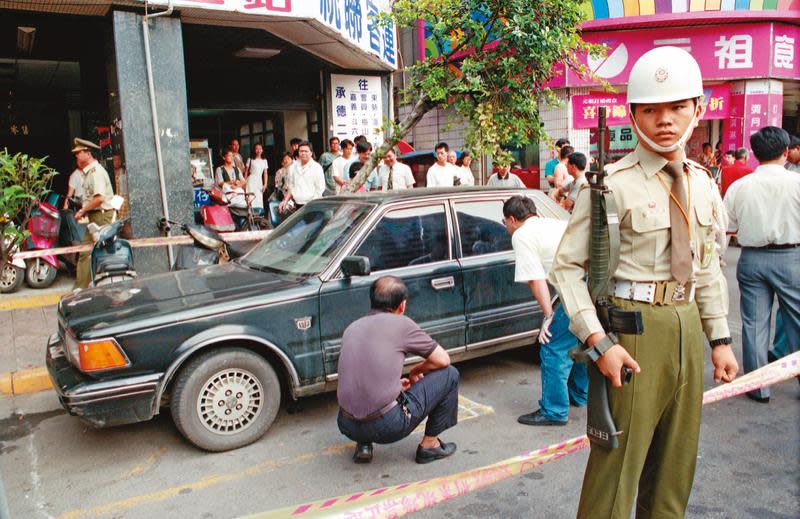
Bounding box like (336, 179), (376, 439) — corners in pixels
(78, 339), (129, 372)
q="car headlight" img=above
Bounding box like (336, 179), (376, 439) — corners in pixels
(64, 333), (129, 372)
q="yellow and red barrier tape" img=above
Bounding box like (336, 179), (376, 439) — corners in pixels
(11, 230), (270, 261)
(246, 351), (800, 519)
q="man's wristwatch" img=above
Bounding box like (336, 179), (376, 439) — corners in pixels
(709, 337), (732, 348)
(586, 333), (618, 363)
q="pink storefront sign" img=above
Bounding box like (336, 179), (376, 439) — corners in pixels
(770, 24), (799, 80)
(569, 23), (772, 86)
(702, 84), (730, 120)
(572, 92), (629, 128)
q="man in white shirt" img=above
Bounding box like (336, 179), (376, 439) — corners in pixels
(378, 148), (416, 191)
(723, 126), (800, 403)
(503, 195), (587, 425)
(486, 164), (525, 188)
(426, 142), (457, 188)
(280, 141), (325, 210)
(331, 139), (354, 193)
(550, 152), (588, 212)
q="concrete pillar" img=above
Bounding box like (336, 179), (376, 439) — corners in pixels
(109, 10), (193, 275)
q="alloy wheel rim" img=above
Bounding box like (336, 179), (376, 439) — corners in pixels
(1, 266), (18, 288)
(196, 368), (263, 435)
(30, 259), (51, 282)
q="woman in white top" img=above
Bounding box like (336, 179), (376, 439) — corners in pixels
(63, 167), (84, 209)
(245, 143), (268, 214)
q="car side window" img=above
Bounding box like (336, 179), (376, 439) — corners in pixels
(354, 204), (449, 271)
(455, 200), (512, 257)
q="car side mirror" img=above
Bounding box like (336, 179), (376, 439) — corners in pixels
(341, 256), (371, 277)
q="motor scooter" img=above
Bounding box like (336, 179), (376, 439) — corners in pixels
(158, 217), (229, 270)
(87, 219), (136, 286)
(201, 187), (236, 232)
(24, 201), (63, 289)
(1, 227), (27, 293)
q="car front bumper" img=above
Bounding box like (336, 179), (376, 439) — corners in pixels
(46, 333), (162, 428)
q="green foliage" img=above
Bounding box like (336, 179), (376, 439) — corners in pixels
(347, 0), (601, 190)
(0, 149), (57, 272)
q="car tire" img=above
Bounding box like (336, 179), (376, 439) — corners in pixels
(170, 348), (281, 452)
(25, 258), (58, 288)
(0, 264), (24, 293)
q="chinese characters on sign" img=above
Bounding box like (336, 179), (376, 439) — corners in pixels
(773, 34), (795, 70)
(330, 74), (384, 144)
(317, 0), (396, 67)
(572, 93), (630, 129)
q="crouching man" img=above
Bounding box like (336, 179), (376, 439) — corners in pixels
(337, 276), (460, 464)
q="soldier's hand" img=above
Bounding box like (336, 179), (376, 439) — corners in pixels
(711, 345), (738, 383)
(597, 345), (641, 388)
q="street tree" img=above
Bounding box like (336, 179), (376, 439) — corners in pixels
(347, 0), (599, 191)
(0, 150), (56, 276)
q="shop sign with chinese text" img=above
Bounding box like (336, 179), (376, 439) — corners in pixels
(330, 74), (384, 144)
(152, 0), (396, 68)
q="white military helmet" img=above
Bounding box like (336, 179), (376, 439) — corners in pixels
(626, 46), (703, 105)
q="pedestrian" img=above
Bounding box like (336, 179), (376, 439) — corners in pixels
(63, 162), (83, 210)
(229, 138), (246, 173)
(331, 139), (354, 193)
(268, 151), (293, 225)
(723, 126), (800, 403)
(503, 195), (587, 426)
(348, 140), (379, 190)
(426, 142), (456, 187)
(550, 145), (574, 198)
(553, 152), (589, 212)
(456, 150), (475, 186)
(215, 149), (245, 189)
(486, 163), (525, 188)
(280, 141), (325, 213)
(337, 276), (460, 464)
(72, 138), (116, 290)
(696, 142), (718, 170)
(719, 147), (753, 196)
(319, 136), (342, 195)
(544, 138), (570, 188)
(378, 148), (415, 191)
(550, 46), (738, 519)
(786, 134), (800, 173)
(244, 143), (268, 216)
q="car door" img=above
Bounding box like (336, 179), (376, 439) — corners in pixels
(452, 197), (539, 347)
(319, 202), (466, 378)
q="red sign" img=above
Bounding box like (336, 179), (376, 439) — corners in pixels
(571, 92), (629, 129)
(701, 84), (730, 120)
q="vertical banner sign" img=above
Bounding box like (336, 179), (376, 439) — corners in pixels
(743, 80), (783, 168)
(330, 74), (384, 144)
(722, 82), (745, 153)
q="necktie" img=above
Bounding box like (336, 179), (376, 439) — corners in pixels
(662, 160), (692, 284)
(387, 165), (393, 190)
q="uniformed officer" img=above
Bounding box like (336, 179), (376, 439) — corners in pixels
(72, 138), (116, 289)
(550, 47), (739, 518)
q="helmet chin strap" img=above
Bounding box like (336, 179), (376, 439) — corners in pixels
(630, 112), (697, 154)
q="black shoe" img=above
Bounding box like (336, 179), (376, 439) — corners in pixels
(353, 443), (373, 463)
(415, 439), (457, 464)
(745, 392), (770, 404)
(517, 409), (567, 426)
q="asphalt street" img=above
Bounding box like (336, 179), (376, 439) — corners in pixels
(0, 247), (798, 519)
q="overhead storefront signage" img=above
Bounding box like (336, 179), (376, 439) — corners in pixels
(330, 74), (384, 145)
(701, 84), (731, 120)
(156, 0), (397, 68)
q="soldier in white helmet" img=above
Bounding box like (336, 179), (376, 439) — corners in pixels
(550, 47), (739, 518)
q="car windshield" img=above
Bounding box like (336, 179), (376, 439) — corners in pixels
(241, 201), (375, 276)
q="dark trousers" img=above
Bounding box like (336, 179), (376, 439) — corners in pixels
(337, 365), (460, 445)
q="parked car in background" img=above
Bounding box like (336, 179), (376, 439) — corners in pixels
(47, 188), (569, 452)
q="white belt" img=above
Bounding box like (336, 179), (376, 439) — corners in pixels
(609, 279), (695, 305)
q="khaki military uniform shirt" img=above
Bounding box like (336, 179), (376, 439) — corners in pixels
(81, 160), (115, 210)
(549, 145), (729, 343)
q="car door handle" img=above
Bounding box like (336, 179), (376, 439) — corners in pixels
(431, 276), (455, 290)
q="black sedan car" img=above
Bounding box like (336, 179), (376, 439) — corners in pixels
(47, 188), (569, 451)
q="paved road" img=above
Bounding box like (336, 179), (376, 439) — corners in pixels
(0, 248), (797, 519)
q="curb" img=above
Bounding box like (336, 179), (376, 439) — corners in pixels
(0, 367), (53, 397)
(0, 292), (69, 312)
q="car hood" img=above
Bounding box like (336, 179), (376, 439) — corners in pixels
(59, 262), (307, 336)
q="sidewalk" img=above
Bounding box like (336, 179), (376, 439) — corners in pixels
(0, 278), (69, 396)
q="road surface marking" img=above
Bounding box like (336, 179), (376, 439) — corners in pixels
(0, 293), (66, 312)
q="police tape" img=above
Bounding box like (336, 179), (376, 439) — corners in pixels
(10, 230), (270, 261)
(245, 351), (800, 519)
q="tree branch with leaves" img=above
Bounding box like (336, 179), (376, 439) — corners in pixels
(346, 0), (602, 192)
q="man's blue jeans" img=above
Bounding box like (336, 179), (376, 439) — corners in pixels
(737, 247), (800, 399)
(538, 304), (588, 421)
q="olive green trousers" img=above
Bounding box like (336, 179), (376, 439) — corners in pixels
(75, 210), (116, 289)
(576, 298), (704, 519)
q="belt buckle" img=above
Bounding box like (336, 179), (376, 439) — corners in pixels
(672, 283), (686, 302)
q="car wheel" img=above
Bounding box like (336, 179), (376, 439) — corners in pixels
(0, 264), (24, 293)
(25, 259), (58, 288)
(170, 348), (281, 452)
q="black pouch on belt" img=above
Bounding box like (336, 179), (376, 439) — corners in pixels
(607, 306), (644, 335)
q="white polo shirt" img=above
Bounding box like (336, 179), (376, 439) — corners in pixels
(426, 163), (456, 187)
(287, 159), (325, 205)
(378, 162), (416, 190)
(512, 216), (568, 282)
